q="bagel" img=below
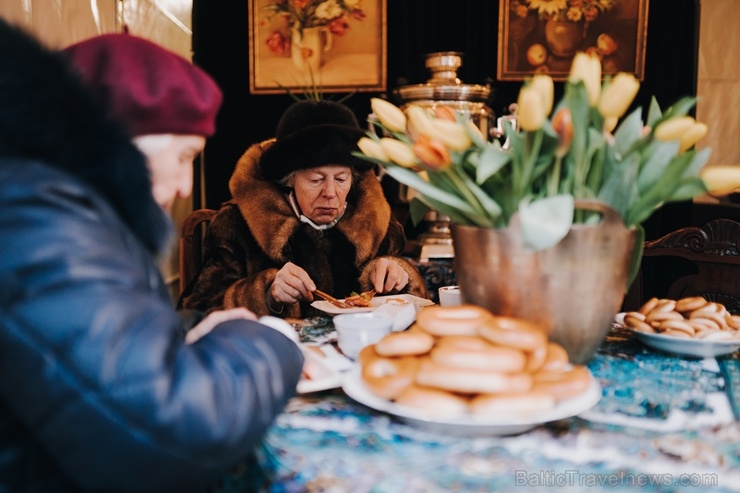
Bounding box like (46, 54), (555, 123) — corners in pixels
(532, 366), (591, 401)
(470, 391), (556, 415)
(415, 305), (493, 337)
(375, 330), (435, 357)
(726, 315), (740, 331)
(478, 316), (547, 352)
(688, 309), (727, 330)
(415, 360), (532, 394)
(539, 342), (570, 373)
(430, 343), (527, 373)
(658, 319), (695, 336)
(645, 309), (684, 325)
(624, 314), (655, 333)
(524, 342), (549, 373)
(687, 317), (721, 333)
(696, 330), (734, 341)
(394, 384), (469, 417)
(653, 299), (677, 313)
(638, 297), (661, 315)
(675, 296), (707, 313)
(361, 356), (419, 400)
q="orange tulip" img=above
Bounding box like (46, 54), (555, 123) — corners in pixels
(413, 134), (452, 170)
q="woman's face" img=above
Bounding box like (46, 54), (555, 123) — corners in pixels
(133, 134), (206, 211)
(293, 165), (353, 224)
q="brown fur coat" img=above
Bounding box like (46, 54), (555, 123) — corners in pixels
(179, 140), (428, 317)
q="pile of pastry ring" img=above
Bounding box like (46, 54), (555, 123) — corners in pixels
(624, 296), (740, 340)
(358, 304), (592, 418)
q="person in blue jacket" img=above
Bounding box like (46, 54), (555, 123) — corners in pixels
(0, 20), (303, 492)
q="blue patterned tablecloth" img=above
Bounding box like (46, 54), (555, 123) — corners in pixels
(214, 323), (740, 493)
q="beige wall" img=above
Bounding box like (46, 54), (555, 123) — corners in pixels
(696, 0), (740, 168)
(0, 0), (194, 300)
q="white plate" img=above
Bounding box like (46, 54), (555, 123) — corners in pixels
(297, 346), (343, 394)
(311, 294), (434, 315)
(341, 366), (602, 436)
(615, 313), (740, 358)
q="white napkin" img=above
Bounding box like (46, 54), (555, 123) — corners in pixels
(370, 302), (417, 332)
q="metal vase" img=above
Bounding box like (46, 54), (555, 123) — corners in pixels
(451, 200), (637, 364)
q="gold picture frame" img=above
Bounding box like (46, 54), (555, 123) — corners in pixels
(497, 0), (649, 81)
(249, 0), (387, 94)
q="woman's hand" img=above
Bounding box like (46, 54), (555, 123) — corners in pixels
(269, 262), (316, 307)
(370, 258), (409, 293)
(185, 307), (257, 344)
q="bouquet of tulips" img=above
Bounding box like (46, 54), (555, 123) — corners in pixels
(355, 52), (722, 258)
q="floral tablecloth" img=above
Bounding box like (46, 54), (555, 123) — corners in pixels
(215, 323), (740, 493)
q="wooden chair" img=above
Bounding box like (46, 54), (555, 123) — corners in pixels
(626, 218), (740, 314)
(179, 208), (217, 295)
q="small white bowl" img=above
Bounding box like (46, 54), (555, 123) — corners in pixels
(333, 313), (393, 359)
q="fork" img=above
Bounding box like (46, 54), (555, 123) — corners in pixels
(312, 289), (353, 309)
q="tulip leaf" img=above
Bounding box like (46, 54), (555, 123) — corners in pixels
(613, 107), (643, 157)
(519, 195), (574, 251)
(626, 225), (645, 292)
(382, 166), (493, 227)
(408, 197), (430, 226)
(598, 151), (640, 221)
(477, 145), (511, 184)
(635, 140), (680, 193)
(680, 147), (712, 179)
(646, 96), (663, 128)
(661, 96), (697, 122)
(667, 177), (708, 202)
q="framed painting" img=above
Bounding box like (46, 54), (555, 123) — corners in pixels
(497, 0), (649, 81)
(249, 0), (387, 94)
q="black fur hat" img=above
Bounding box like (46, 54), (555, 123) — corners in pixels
(259, 100), (372, 181)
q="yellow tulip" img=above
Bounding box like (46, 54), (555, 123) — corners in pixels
(598, 73), (640, 119)
(516, 85), (546, 131)
(701, 165), (740, 196)
(371, 98), (406, 132)
(434, 105), (457, 122)
(654, 116), (695, 144)
(466, 121), (484, 141)
(357, 137), (388, 161)
(426, 119), (472, 151)
(569, 52), (601, 106)
(603, 116), (619, 133)
(678, 121), (708, 153)
(406, 105), (434, 138)
(379, 138), (417, 168)
(530, 74), (554, 116)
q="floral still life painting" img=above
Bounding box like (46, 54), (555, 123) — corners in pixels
(249, 0), (386, 94)
(498, 0), (649, 80)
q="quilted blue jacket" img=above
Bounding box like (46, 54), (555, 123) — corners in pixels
(0, 19), (303, 492)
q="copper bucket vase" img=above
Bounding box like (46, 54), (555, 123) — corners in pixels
(451, 200), (636, 364)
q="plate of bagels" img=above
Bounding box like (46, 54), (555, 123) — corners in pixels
(342, 305), (601, 435)
(618, 296), (740, 358)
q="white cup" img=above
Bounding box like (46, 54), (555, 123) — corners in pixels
(333, 313), (393, 359)
(438, 285), (462, 307)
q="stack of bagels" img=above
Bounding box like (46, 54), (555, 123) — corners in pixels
(358, 304), (592, 418)
(624, 296), (740, 340)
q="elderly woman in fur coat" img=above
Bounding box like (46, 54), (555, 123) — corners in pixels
(179, 100), (428, 317)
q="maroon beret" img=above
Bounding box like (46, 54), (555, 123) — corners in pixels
(61, 34), (222, 137)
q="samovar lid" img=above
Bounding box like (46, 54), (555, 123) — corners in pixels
(394, 52), (492, 103)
